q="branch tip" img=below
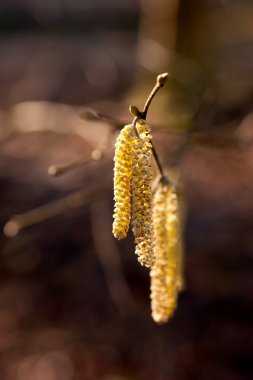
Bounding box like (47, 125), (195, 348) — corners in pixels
(48, 165), (58, 177)
(157, 72), (169, 87)
(4, 219), (20, 237)
(142, 72), (169, 120)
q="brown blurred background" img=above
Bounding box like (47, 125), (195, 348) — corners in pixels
(0, 0), (253, 379)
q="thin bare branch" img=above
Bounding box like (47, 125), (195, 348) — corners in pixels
(79, 109), (123, 130)
(4, 188), (98, 237)
(90, 196), (137, 315)
(142, 73), (169, 120)
(130, 73), (170, 181)
(48, 128), (114, 177)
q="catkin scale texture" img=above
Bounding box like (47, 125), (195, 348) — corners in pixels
(150, 184), (179, 324)
(113, 125), (134, 240)
(131, 120), (155, 268)
(175, 210), (184, 292)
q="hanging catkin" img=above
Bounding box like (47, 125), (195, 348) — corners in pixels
(175, 212), (184, 292)
(150, 183), (179, 323)
(112, 125), (135, 240)
(131, 119), (155, 268)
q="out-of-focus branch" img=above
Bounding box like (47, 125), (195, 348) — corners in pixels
(79, 109), (123, 131)
(48, 152), (101, 177)
(3, 187), (99, 237)
(48, 127), (114, 177)
(49, 73), (169, 179)
(90, 196), (137, 315)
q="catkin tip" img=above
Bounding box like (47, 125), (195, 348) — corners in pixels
(135, 240), (155, 268)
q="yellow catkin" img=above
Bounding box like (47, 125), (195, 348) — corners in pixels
(113, 124), (135, 239)
(150, 184), (180, 324)
(175, 217), (184, 292)
(131, 119), (155, 268)
(175, 189), (185, 291)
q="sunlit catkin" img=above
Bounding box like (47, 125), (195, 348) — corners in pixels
(175, 217), (184, 292)
(150, 183), (179, 324)
(113, 125), (135, 240)
(131, 119), (155, 268)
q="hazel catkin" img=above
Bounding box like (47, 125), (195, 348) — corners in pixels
(112, 124), (135, 240)
(150, 183), (180, 323)
(131, 119), (155, 268)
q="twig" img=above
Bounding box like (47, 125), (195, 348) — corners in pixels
(151, 143), (166, 179)
(142, 73), (169, 120)
(130, 73), (169, 181)
(90, 197), (137, 315)
(51, 73), (169, 179)
(143, 73), (169, 179)
(79, 109), (123, 131)
(48, 154), (96, 177)
(3, 188), (97, 237)
(48, 128), (113, 177)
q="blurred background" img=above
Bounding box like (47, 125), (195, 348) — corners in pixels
(0, 0), (253, 379)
